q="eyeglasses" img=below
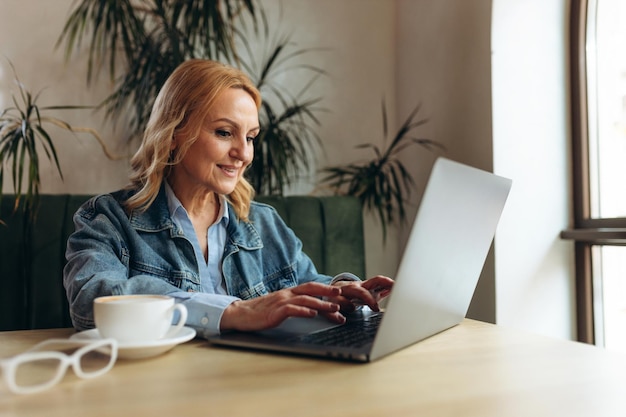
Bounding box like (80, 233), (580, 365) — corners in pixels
(0, 338), (118, 394)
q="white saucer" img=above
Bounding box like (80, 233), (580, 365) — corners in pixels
(70, 326), (197, 359)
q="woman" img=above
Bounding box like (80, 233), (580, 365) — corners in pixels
(63, 59), (393, 339)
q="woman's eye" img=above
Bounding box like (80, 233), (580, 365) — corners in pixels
(215, 129), (231, 138)
(247, 136), (257, 143)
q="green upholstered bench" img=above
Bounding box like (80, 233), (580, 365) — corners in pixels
(0, 194), (365, 331)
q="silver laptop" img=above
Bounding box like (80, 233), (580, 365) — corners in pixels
(207, 157), (512, 362)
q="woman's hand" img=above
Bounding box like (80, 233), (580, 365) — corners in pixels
(327, 275), (394, 313)
(220, 282), (346, 332)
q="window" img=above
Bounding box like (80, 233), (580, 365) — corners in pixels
(563, 0), (626, 352)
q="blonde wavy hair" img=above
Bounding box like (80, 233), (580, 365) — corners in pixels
(125, 59), (261, 221)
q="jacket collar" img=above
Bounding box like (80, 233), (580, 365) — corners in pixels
(126, 183), (263, 250)
(225, 204), (263, 250)
(126, 184), (173, 232)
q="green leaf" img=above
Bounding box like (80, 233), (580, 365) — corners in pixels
(0, 59), (111, 222)
(57, 0), (258, 141)
(320, 100), (445, 242)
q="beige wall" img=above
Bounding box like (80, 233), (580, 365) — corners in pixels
(491, 0), (575, 339)
(395, 0), (495, 322)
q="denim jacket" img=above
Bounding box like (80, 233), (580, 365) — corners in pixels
(63, 185), (332, 333)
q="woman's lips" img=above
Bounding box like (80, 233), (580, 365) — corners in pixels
(218, 164), (239, 176)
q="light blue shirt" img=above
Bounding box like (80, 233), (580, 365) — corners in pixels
(164, 183), (240, 335)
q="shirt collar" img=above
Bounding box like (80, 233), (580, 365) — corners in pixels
(164, 181), (229, 227)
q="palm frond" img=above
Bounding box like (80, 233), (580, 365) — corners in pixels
(320, 101), (445, 241)
(0, 62), (117, 221)
(237, 15), (326, 195)
(56, 0), (145, 83)
(56, 0), (259, 142)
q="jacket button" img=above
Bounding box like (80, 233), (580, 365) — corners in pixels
(201, 317), (209, 325)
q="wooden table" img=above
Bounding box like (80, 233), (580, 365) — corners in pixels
(1, 319), (626, 417)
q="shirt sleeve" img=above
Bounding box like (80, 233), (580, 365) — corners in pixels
(169, 291), (240, 339)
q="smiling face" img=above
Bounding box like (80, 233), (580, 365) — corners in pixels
(168, 87), (260, 198)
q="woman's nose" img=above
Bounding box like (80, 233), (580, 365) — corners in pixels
(230, 136), (253, 163)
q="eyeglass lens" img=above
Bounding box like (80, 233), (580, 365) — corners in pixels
(77, 348), (115, 377)
(13, 357), (63, 390)
(10, 341), (115, 393)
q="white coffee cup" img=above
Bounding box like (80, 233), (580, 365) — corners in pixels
(93, 295), (187, 344)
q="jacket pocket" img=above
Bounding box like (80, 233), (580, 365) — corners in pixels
(130, 261), (201, 291)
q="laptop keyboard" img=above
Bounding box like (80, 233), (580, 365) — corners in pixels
(292, 312), (383, 348)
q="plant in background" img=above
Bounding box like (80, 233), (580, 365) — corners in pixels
(56, 0), (258, 141)
(237, 14), (326, 195)
(320, 101), (445, 241)
(56, 0), (325, 196)
(0, 62), (116, 222)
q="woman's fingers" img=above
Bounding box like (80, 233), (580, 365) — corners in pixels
(221, 283), (343, 331)
(362, 276), (394, 292)
(320, 310), (348, 324)
(222, 279), (395, 333)
(291, 281), (341, 298)
(331, 276), (395, 311)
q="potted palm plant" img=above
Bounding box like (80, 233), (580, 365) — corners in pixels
(0, 61), (115, 222)
(236, 15), (326, 195)
(320, 101), (445, 241)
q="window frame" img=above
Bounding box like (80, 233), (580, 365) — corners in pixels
(563, 0), (626, 345)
